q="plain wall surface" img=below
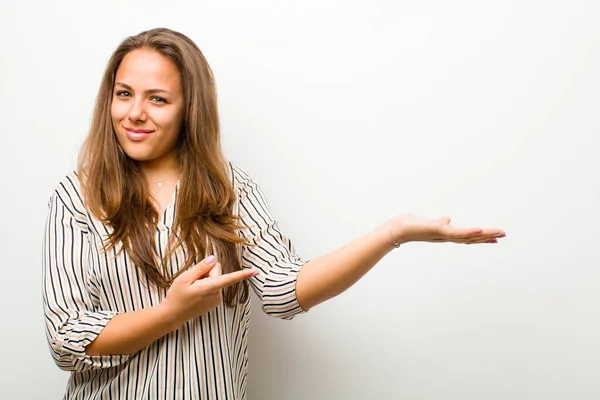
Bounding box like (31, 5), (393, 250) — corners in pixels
(1, 1), (599, 399)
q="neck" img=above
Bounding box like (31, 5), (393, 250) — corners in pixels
(138, 151), (180, 183)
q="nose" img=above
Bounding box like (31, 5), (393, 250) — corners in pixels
(127, 98), (147, 123)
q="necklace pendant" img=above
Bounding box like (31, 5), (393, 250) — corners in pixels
(157, 181), (163, 187)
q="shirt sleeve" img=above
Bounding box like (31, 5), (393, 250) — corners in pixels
(42, 192), (132, 372)
(234, 166), (308, 320)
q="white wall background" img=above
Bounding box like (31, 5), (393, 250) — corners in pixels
(1, 1), (599, 399)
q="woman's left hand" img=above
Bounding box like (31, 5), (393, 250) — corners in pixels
(387, 214), (506, 245)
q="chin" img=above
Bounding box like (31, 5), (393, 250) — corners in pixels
(119, 144), (155, 162)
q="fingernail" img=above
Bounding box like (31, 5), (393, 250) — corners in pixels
(205, 255), (216, 264)
(252, 269), (260, 276)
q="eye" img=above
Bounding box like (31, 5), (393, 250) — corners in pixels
(151, 96), (167, 103)
(116, 90), (131, 97)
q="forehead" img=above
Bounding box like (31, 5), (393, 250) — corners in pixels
(115, 49), (181, 91)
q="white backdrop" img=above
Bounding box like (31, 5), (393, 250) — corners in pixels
(1, 1), (599, 399)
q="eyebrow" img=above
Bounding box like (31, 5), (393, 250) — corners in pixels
(115, 82), (173, 96)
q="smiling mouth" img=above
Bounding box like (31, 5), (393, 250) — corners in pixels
(124, 127), (154, 141)
(125, 127), (153, 133)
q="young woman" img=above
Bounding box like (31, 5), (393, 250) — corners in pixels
(42, 27), (505, 399)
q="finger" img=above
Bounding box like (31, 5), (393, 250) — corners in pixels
(211, 269), (259, 289)
(441, 226), (483, 239)
(474, 228), (505, 237)
(208, 262), (222, 279)
(184, 255), (218, 282)
(463, 234), (505, 244)
(465, 239), (498, 245)
(437, 216), (451, 225)
(468, 230), (505, 241)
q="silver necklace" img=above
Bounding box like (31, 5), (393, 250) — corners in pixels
(146, 173), (178, 188)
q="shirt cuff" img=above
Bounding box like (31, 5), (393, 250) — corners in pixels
(54, 310), (132, 371)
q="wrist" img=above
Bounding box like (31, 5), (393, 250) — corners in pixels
(376, 220), (404, 251)
(156, 301), (183, 332)
(385, 218), (409, 247)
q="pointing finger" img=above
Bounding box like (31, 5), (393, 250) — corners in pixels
(210, 269), (259, 290)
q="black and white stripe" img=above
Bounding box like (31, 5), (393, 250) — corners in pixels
(42, 163), (306, 399)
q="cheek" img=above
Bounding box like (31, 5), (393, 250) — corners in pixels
(111, 100), (128, 123)
(153, 108), (183, 136)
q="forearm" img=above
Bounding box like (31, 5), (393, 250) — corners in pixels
(295, 223), (395, 311)
(85, 304), (179, 356)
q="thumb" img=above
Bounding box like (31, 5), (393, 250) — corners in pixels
(184, 255), (218, 282)
(437, 216), (451, 225)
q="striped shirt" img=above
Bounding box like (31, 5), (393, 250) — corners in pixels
(42, 163), (306, 399)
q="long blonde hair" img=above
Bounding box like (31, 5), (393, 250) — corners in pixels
(78, 28), (248, 306)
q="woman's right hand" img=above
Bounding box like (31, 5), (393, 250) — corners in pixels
(161, 255), (258, 327)
(85, 255), (256, 357)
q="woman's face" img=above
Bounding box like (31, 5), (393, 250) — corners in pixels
(111, 49), (184, 165)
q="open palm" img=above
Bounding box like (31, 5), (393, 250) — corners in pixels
(389, 214), (505, 245)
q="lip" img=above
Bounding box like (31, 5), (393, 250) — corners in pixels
(124, 127), (154, 141)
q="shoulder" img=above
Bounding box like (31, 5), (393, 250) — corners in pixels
(48, 171), (88, 221)
(227, 161), (261, 200)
